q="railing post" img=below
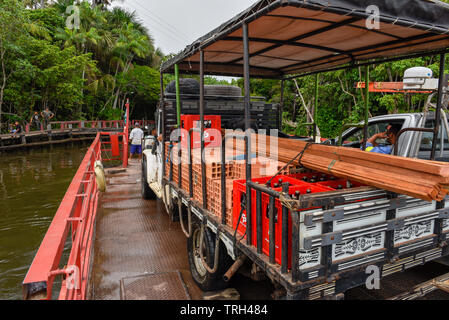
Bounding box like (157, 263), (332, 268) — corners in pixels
(243, 22), (252, 245)
(123, 99), (130, 168)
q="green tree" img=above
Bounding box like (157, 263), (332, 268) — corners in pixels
(0, 0), (30, 130)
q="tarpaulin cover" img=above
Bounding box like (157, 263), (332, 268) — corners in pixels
(161, 0), (449, 78)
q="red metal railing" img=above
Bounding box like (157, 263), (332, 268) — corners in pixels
(99, 132), (127, 163)
(24, 119), (154, 133)
(22, 133), (103, 300)
(22, 103), (145, 298)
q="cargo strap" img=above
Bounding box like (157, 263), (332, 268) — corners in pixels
(266, 142), (314, 186)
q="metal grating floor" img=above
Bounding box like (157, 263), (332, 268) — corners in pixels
(120, 271), (190, 300)
(89, 160), (203, 300)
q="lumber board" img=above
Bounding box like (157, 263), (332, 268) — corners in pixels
(230, 133), (449, 202)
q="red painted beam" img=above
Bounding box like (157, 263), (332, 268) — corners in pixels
(22, 134), (101, 299)
(355, 81), (432, 93)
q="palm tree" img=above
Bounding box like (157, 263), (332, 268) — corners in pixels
(52, 1), (161, 115)
(110, 21), (153, 109)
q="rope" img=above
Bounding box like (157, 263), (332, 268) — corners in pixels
(266, 142), (314, 186)
(279, 192), (300, 212)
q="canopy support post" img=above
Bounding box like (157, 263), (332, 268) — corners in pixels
(280, 80), (285, 130)
(200, 50), (207, 208)
(431, 53), (446, 160)
(362, 66), (369, 151)
(313, 74), (319, 141)
(160, 72), (166, 178)
(243, 22), (252, 246)
(174, 64), (181, 127)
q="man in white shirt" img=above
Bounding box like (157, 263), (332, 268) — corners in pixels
(129, 122), (144, 160)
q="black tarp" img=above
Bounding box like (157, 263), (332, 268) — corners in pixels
(161, 0), (449, 78)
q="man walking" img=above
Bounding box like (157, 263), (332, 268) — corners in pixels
(129, 122), (144, 160)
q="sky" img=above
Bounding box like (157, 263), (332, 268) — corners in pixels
(112, 0), (260, 56)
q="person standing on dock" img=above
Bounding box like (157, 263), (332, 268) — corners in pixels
(41, 108), (54, 130)
(30, 112), (42, 131)
(129, 122), (144, 160)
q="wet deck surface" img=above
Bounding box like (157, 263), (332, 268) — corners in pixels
(89, 160), (203, 300)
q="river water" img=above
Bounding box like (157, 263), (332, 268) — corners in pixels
(0, 142), (89, 300)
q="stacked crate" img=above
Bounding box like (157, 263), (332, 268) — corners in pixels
(164, 142), (305, 228)
(164, 142), (190, 188)
(207, 180), (234, 226)
(262, 159), (302, 176)
(191, 147), (234, 207)
(231, 157), (301, 180)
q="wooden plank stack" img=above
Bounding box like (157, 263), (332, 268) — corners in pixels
(232, 133), (449, 202)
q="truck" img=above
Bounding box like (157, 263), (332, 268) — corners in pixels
(141, 0), (449, 300)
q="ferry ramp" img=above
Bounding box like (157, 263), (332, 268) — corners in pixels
(89, 160), (203, 300)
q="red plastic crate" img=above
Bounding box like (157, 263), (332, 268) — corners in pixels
(232, 175), (301, 245)
(232, 175), (335, 268)
(316, 179), (364, 190)
(180, 115), (221, 149)
(288, 172), (365, 189)
(232, 175), (314, 233)
(260, 183), (334, 267)
(288, 172), (334, 183)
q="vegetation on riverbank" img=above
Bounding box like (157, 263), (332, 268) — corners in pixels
(1, 0), (448, 138)
(0, 0), (162, 132)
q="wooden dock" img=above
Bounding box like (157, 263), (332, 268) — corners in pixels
(0, 129), (117, 152)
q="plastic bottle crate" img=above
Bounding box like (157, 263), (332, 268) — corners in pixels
(180, 115), (221, 149)
(259, 183), (334, 267)
(316, 179), (364, 190)
(232, 176), (298, 244)
(232, 174), (335, 268)
(288, 172), (365, 189)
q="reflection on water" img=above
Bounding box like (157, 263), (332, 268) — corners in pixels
(0, 143), (89, 300)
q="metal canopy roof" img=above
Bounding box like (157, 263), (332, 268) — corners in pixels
(160, 0), (449, 79)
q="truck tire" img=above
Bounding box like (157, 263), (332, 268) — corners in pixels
(204, 85), (242, 97)
(141, 157), (156, 200)
(165, 78), (199, 95)
(187, 220), (233, 291)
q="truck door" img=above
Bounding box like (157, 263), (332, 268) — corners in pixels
(417, 119), (449, 162)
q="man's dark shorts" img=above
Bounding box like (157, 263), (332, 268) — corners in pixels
(130, 144), (142, 154)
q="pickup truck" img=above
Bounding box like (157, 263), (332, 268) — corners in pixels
(140, 0), (449, 300)
(141, 89), (449, 299)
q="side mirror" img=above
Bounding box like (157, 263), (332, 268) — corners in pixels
(151, 140), (159, 155)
